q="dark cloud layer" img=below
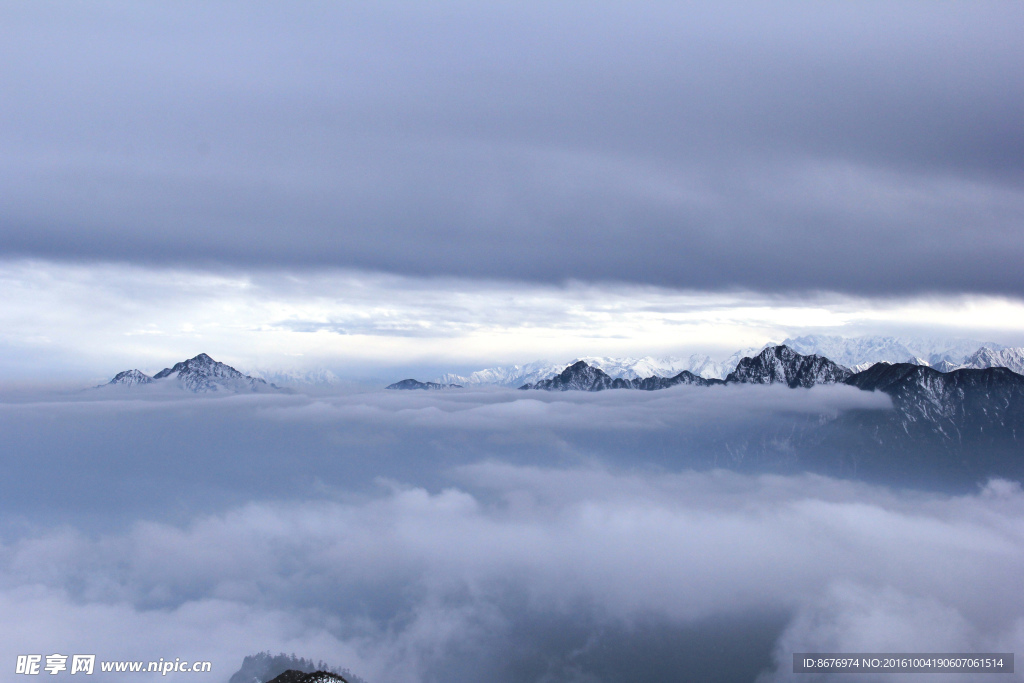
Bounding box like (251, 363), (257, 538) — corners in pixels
(1, 2), (1021, 295)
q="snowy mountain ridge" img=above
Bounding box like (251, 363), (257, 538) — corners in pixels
(960, 347), (1024, 375)
(781, 334), (1006, 368)
(857, 346), (1024, 375)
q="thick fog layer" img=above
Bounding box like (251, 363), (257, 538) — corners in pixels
(0, 385), (892, 523)
(1, 388), (1021, 681)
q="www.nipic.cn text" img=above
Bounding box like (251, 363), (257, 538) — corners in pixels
(16, 655), (212, 676)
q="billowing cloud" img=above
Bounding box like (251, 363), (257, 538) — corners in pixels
(1, 465), (1022, 682)
(0, 3), (1021, 295)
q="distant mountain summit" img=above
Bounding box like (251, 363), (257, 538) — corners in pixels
(386, 379), (462, 390)
(103, 354), (283, 393)
(437, 360), (566, 388)
(961, 347), (1024, 375)
(726, 345), (852, 388)
(108, 369), (154, 387)
(782, 334), (1005, 368)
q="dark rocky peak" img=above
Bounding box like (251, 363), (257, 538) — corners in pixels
(845, 361), (929, 392)
(630, 370), (719, 390)
(845, 362), (1024, 440)
(154, 353), (238, 379)
(726, 345), (852, 388)
(520, 361), (624, 391)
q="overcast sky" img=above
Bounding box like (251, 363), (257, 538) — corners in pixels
(2, 2), (1022, 291)
(1, 1), (1022, 375)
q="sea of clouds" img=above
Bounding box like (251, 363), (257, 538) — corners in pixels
(1, 386), (1021, 682)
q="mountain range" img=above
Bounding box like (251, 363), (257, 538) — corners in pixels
(437, 350), (760, 386)
(514, 345), (1024, 419)
(516, 346), (857, 392)
(434, 336), (1022, 387)
(109, 337), (1018, 392)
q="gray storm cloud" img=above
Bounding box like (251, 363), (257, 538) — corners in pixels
(0, 2), (1021, 295)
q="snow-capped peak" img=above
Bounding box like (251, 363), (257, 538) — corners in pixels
(107, 369), (154, 387)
